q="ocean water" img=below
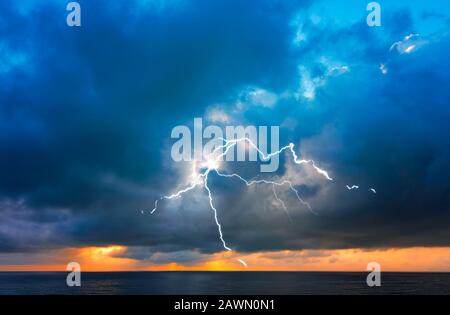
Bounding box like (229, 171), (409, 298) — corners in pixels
(0, 272), (449, 295)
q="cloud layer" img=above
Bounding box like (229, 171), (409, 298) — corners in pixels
(1, 0), (450, 264)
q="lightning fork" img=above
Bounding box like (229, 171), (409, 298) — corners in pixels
(147, 137), (332, 264)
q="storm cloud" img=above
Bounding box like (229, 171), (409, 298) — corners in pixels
(1, 0), (450, 262)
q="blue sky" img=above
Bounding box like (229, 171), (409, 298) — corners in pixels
(1, 0), (450, 267)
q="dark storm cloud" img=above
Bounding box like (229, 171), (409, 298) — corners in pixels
(1, 0), (450, 258)
(0, 0), (309, 252)
(211, 14), (450, 252)
(115, 246), (208, 265)
(0, 0), (304, 203)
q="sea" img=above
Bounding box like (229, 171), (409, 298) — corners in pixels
(1, 272), (449, 295)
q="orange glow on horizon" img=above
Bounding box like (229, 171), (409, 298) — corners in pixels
(2, 246), (450, 272)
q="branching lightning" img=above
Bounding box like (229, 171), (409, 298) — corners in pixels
(146, 137), (333, 267)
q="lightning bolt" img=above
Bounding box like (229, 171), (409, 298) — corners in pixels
(146, 137), (332, 266)
(272, 183), (290, 220)
(346, 185), (377, 194)
(238, 259), (248, 268)
(204, 174), (231, 251)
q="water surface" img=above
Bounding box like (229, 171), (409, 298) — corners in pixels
(0, 272), (449, 295)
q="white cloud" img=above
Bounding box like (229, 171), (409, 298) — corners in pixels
(206, 107), (231, 123)
(247, 88), (278, 108)
(389, 33), (427, 55)
(297, 60), (350, 101)
(404, 44), (416, 54)
(299, 67), (319, 100)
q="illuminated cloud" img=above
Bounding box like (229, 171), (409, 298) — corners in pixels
(389, 33), (426, 54)
(297, 61), (349, 101)
(247, 88), (278, 108)
(206, 107), (231, 123)
(4, 246), (450, 272)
